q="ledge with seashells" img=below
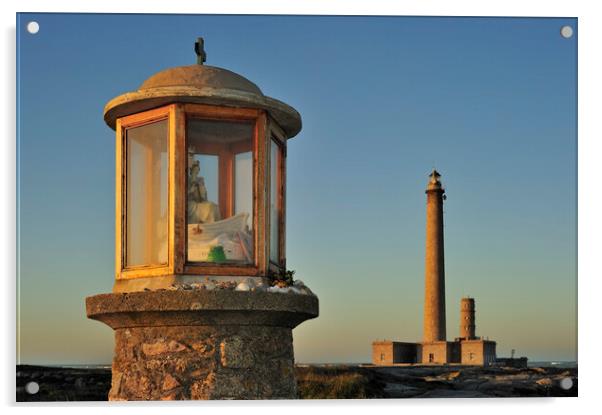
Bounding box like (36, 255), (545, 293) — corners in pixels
(160, 271), (315, 296)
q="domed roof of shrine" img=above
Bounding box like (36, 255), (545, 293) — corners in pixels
(103, 41), (302, 138)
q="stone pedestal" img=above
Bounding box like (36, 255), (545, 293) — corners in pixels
(86, 290), (318, 400)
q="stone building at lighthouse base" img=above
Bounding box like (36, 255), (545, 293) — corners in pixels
(372, 288), (498, 366)
(373, 337), (497, 366)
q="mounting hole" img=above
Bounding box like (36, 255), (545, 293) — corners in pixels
(26, 21), (40, 34)
(559, 377), (573, 390)
(560, 25), (573, 39)
(25, 381), (39, 395)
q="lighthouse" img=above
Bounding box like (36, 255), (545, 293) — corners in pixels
(423, 169), (446, 343)
(371, 170), (499, 367)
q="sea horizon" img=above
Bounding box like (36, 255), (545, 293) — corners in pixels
(17, 360), (578, 370)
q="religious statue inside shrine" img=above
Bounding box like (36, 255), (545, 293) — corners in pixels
(186, 122), (254, 264)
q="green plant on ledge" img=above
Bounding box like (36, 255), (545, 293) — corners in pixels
(268, 269), (295, 287)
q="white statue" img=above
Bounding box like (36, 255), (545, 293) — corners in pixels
(188, 160), (221, 225)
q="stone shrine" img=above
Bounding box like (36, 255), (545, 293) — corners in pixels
(86, 38), (318, 400)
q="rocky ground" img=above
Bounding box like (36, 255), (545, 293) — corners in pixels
(16, 365), (112, 402)
(16, 364), (577, 401)
(296, 365), (578, 399)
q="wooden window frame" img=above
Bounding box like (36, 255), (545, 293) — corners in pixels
(116, 105), (177, 280)
(179, 103), (268, 277)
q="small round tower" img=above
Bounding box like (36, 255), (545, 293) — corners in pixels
(460, 297), (476, 340)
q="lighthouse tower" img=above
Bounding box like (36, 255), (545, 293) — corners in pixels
(423, 170), (446, 343)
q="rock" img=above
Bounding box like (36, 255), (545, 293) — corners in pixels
(446, 371), (462, 380)
(531, 367), (546, 374)
(190, 342), (212, 354)
(190, 372), (216, 400)
(162, 374), (180, 391)
(142, 340), (187, 356)
(220, 337), (254, 369)
(160, 391), (179, 400)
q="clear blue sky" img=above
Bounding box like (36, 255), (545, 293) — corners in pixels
(17, 13), (576, 364)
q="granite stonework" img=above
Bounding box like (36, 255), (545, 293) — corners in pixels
(86, 290), (318, 400)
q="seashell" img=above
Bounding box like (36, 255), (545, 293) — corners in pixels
(235, 281), (251, 291)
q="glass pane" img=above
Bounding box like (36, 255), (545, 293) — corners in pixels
(269, 139), (280, 264)
(125, 119), (168, 267)
(235, 152), (253, 229)
(187, 119), (254, 264)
